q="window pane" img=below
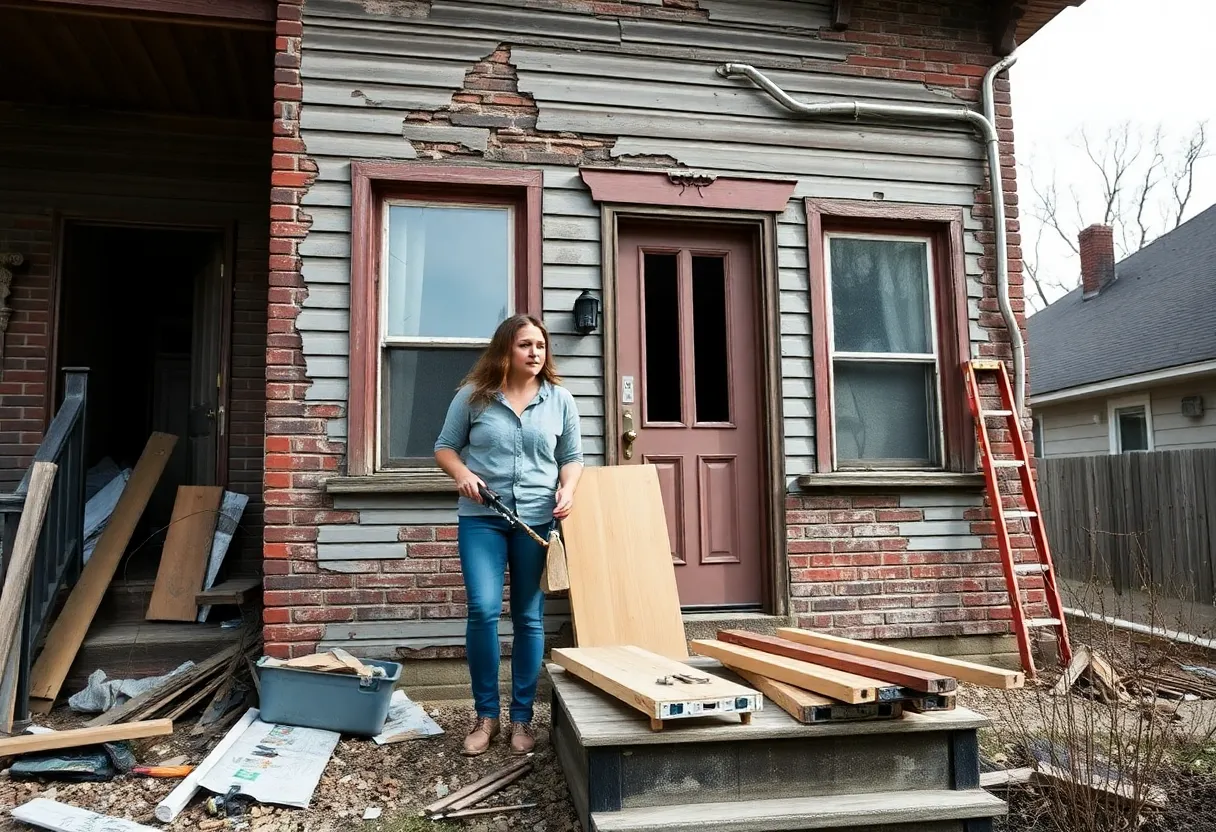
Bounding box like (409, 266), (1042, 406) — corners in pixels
(1117, 408), (1148, 452)
(385, 204), (511, 339)
(692, 255), (730, 423)
(381, 347), (480, 463)
(829, 237), (931, 355)
(644, 252), (681, 423)
(833, 361), (937, 465)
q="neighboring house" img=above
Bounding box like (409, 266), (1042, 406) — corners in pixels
(1029, 206), (1216, 458)
(0, 0), (1081, 683)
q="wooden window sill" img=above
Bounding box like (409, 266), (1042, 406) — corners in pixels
(795, 472), (986, 490)
(324, 469), (457, 494)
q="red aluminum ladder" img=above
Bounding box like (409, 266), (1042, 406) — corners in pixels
(963, 359), (1072, 678)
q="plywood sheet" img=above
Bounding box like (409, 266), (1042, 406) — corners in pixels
(29, 432), (178, 706)
(146, 486), (223, 621)
(551, 646), (760, 723)
(560, 465), (688, 659)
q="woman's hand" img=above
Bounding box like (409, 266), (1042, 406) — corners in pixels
(455, 470), (486, 503)
(554, 485), (575, 519)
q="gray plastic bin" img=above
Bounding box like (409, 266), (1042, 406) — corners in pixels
(255, 657), (402, 736)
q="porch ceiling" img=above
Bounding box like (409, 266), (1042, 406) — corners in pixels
(0, 2), (274, 120)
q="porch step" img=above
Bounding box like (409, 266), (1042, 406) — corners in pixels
(591, 789), (1006, 832)
(64, 621), (243, 696)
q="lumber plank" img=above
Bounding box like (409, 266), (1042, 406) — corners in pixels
(194, 576), (261, 606)
(551, 646), (761, 722)
(720, 630), (956, 694)
(775, 627), (1025, 689)
(1050, 646), (1091, 696)
(28, 433), (177, 707)
(560, 465), (688, 660)
(731, 667), (897, 724)
(980, 767), (1034, 789)
(0, 718), (173, 755)
(146, 486), (223, 621)
(0, 463), (57, 691)
(688, 639), (893, 704)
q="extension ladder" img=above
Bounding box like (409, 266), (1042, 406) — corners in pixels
(963, 359), (1072, 678)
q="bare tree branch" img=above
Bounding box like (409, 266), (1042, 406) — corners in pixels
(1133, 126), (1166, 251)
(1168, 121), (1209, 228)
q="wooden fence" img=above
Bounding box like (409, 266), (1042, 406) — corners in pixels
(1038, 448), (1216, 603)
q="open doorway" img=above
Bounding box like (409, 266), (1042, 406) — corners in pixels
(56, 222), (231, 577)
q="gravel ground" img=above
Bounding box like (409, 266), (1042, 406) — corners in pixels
(0, 700), (579, 832)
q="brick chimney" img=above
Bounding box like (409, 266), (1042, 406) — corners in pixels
(1079, 224), (1116, 298)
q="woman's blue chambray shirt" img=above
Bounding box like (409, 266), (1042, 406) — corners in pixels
(434, 381), (583, 525)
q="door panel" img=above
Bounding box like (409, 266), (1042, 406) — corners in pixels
(189, 237), (229, 487)
(617, 222), (763, 608)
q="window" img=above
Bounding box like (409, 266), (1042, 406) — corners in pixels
(348, 163), (542, 476)
(1108, 395), (1153, 454)
(807, 200), (974, 474)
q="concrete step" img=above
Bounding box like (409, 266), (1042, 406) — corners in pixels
(590, 789), (1006, 832)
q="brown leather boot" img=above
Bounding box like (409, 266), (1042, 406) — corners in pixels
(461, 716), (499, 756)
(509, 721), (535, 755)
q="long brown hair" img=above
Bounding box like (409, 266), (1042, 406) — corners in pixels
(462, 314), (562, 408)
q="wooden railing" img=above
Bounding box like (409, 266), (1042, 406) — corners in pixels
(0, 368), (88, 724)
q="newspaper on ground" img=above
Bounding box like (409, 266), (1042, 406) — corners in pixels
(197, 716), (340, 809)
(11, 797), (159, 832)
(197, 490), (250, 622)
(373, 690), (443, 744)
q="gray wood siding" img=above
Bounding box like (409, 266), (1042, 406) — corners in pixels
(1037, 376), (1216, 458)
(296, 0), (990, 501)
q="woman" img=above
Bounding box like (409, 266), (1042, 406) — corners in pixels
(434, 314), (584, 756)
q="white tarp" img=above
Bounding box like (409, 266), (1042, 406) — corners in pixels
(11, 798), (159, 832)
(373, 690), (443, 744)
(197, 716), (340, 809)
(82, 464), (130, 564)
(197, 491), (250, 622)
(68, 661), (194, 714)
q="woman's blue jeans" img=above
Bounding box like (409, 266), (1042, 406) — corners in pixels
(458, 514), (551, 723)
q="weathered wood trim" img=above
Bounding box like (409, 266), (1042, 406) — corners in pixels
(216, 222), (237, 487)
(950, 730), (981, 790)
(581, 168), (797, 213)
(26, 0), (276, 23)
(831, 0), (852, 30)
(45, 210), (65, 428)
(804, 198), (976, 474)
(324, 469), (458, 494)
(346, 162), (544, 477)
(796, 472), (986, 489)
(586, 747), (622, 813)
(599, 205), (785, 616)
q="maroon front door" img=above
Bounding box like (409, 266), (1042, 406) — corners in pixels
(615, 221), (764, 608)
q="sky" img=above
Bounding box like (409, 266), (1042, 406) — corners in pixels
(1008, 0), (1216, 312)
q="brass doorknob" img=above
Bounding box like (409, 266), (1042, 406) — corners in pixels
(622, 411), (636, 460)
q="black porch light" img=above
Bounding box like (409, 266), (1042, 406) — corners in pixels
(573, 290), (601, 335)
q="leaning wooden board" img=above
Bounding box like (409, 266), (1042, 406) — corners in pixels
(28, 433), (178, 710)
(550, 646), (761, 729)
(559, 465), (688, 660)
(146, 486), (223, 621)
(775, 627), (1025, 689)
(719, 630), (956, 694)
(689, 639), (898, 704)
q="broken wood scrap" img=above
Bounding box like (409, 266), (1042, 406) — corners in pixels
(0, 718), (172, 756)
(146, 486), (223, 622)
(719, 629), (957, 694)
(423, 756), (534, 815)
(980, 767), (1035, 791)
(86, 642), (242, 727)
(1033, 761), (1168, 809)
(731, 666), (900, 724)
(434, 802), (538, 820)
(443, 763), (533, 813)
(1050, 648), (1131, 703)
(775, 626), (1025, 689)
(0, 463), (57, 677)
(28, 433), (178, 710)
(194, 576), (260, 607)
(689, 639), (895, 704)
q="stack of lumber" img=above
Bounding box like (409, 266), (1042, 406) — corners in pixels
(85, 629), (261, 737)
(690, 627), (1025, 725)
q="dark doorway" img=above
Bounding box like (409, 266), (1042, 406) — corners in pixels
(57, 223), (229, 576)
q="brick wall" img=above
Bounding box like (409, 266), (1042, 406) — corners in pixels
(264, 0), (1037, 657)
(0, 212), (53, 488)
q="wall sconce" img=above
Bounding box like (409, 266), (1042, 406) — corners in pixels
(573, 290), (601, 335)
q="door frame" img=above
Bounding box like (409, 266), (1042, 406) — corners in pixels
(599, 205), (788, 616)
(50, 216), (236, 485)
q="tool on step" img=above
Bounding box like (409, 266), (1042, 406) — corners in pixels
(477, 484), (570, 593)
(964, 359), (1072, 680)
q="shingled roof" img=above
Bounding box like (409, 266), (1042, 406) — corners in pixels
(1028, 203), (1216, 397)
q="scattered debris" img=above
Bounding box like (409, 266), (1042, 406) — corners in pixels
(423, 757), (534, 817)
(259, 648), (385, 678)
(1050, 647), (1130, 703)
(68, 661), (195, 714)
(362, 806), (382, 820)
(372, 690), (443, 744)
(12, 797), (160, 832)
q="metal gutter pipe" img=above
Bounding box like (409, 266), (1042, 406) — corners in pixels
(716, 57), (1026, 415)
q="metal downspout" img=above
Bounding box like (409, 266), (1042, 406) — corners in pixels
(716, 57), (1025, 415)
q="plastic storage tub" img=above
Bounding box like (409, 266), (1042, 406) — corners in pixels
(255, 657), (402, 736)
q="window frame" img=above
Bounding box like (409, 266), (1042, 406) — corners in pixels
(806, 199), (975, 475)
(1107, 394), (1154, 454)
(348, 162), (543, 477)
